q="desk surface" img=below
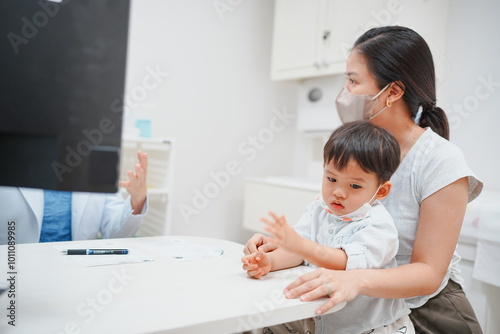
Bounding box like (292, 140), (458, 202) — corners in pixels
(0, 236), (344, 334)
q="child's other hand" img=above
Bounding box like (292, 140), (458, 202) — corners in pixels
(241, 251), (271, 279)
(261, 211), (299, 252)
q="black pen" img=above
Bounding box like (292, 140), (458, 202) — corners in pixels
(61, 249), (129, 255)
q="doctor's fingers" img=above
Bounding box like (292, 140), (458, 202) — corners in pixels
(137, 151), (149, 169)
(124, 169), (138, 183)
(132, 163), (147, 181)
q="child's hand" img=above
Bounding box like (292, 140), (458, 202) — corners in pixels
(261, 211), (300, 252)
(241, 251), (271, 279)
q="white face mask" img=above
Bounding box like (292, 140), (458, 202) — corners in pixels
(335, 84), (390, 123)
(317, 186), (381, 222)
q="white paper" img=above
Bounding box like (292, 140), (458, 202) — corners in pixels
(138, 238), (224, 261)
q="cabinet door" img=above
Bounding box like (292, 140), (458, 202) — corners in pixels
(322, 0), (449, 77)
(271, 0), (324, 80)
(323, 0), (386, 68)
(243, 180), (319, 233)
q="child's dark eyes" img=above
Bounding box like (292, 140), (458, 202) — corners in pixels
(350, 184), (362, 189)
(327, 177), (336, 182)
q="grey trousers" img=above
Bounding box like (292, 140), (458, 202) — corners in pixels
(409, 280), (483, 334)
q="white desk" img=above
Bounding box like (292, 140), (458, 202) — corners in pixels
(0, 236), (345, 334)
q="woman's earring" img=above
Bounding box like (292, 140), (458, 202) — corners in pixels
(386, 100), (392, 108)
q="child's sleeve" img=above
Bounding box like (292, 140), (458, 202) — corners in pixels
(336, 216), (399, 270)
(292, 201), (318, 241)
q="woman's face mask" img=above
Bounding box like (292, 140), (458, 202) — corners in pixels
(335, 84), (390, 123)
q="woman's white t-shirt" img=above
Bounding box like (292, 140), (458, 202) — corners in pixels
(382, 128), (483, 308)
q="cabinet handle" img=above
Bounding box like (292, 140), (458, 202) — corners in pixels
(323, 30), (330, 40)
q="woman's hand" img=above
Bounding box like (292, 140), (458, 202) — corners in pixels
(119, 150), (148, 214)
(243, 233), (278, 255)
(241, 251), (272, 279)
(284, 268), (362, 315)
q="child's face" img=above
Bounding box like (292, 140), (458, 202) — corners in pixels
(322, 158), (380, 216)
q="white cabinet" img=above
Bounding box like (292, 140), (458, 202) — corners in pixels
(456, 234), (488, 330)
(270, 0), (326, 81)
(458, 191), (500, 334)
(120, 138), (174, 237)
(271, 0), (449, 82)
(242, 177), (320, 233)
(270, 0), (385, 81)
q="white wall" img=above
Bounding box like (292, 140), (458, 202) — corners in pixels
(440, 0), (500, 192)
(124, 0), (500, 244)
(124, 1), (298, 244)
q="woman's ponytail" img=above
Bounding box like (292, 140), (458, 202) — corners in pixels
(417, 103), (449, 140)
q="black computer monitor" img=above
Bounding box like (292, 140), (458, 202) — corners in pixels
(0, 0), (130, 192)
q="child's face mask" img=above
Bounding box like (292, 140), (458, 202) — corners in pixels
(335, 84), (390, 123)
(317, 185), (381, 222)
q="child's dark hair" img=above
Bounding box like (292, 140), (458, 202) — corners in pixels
(323, 121), (401, 184)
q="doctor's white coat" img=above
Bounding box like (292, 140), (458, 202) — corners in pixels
(0, 186), (148, 244)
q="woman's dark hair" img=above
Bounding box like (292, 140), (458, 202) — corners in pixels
(324, 121), (401, 184)
(353, 26), (449, 140)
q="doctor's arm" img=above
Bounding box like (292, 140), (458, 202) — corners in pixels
(99, 151), (149, 239)
(119, 151), (148, 214)
(284, 177), (469, 315)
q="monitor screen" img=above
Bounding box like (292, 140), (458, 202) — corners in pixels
(0, 0), (130, 192)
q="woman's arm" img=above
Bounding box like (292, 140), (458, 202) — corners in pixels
(284, 177), (469, 315)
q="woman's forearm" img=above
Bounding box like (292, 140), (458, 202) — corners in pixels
(356, 262), (443, 299)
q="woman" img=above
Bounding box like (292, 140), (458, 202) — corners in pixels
(245, 26), (483, 333)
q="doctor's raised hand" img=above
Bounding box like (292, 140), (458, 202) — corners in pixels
(119, 150), (148, 214)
